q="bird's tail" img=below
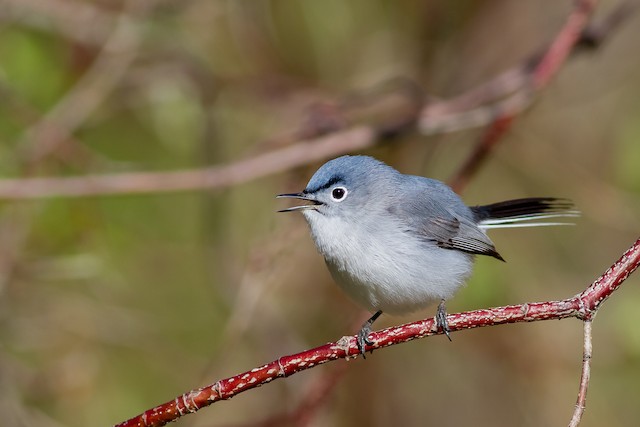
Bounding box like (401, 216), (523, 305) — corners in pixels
(471, 198), (579, 229)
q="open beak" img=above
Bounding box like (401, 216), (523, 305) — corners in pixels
(276, 192), (322, 212)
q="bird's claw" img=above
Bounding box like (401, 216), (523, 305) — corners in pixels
(356, 310), (382, 358)
(436, 300), (452, 341)
(356, 325), (374, 358)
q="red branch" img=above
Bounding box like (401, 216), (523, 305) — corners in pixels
(114, 236), (640, 427)
(449, 0), (598, 193)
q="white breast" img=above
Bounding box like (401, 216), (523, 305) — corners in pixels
(303, 211), (473, 315)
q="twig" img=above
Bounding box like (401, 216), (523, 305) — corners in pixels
(568, 320), (593, 427)
(113, 236), (640, 427)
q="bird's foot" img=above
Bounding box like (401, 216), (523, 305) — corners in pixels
(356, 325), (374, 358)
(356, 310), (382, 358)
(436, 300), (452, 341)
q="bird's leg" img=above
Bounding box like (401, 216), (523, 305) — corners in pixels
(356, 310), (382, 358)
(436, 300), (452, 341)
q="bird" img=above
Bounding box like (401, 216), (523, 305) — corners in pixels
(277, 155), (578, 356)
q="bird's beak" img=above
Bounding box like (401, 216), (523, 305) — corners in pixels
(276, 192), (322, 212)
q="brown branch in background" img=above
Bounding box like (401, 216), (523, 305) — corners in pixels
(419, 87), (533, 135)
(113, 236), (640, 427)
(568, 320), (593, 427)
(418, 64), (531, 135)
(448, 0), (598, 192)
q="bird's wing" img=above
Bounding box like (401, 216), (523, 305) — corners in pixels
(423, 216), (504, 261)
(389, 177), (504, 261)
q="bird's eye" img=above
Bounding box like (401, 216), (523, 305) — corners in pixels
(331, 187), (348, 201)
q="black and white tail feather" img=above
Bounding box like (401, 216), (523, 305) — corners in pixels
(471, 197), (580, 230)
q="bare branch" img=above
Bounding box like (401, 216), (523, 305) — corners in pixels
(113, 236), (640, 427)
(568, 320), (593, 427)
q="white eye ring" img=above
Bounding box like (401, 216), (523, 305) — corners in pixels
(331, 186), (348, 201)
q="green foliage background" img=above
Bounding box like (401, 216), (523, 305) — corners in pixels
(0, 1), (639, 426)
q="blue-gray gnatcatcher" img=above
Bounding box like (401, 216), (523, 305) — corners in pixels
(277, 155), (577, 356)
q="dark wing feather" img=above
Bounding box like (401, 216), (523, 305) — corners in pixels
(471, 197), (576, 222)
(425, 217), (505, 261)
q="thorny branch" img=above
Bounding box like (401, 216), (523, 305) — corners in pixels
(114, 237), (640, 427)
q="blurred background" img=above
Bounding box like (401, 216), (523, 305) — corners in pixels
(1, 1), (640, 426)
